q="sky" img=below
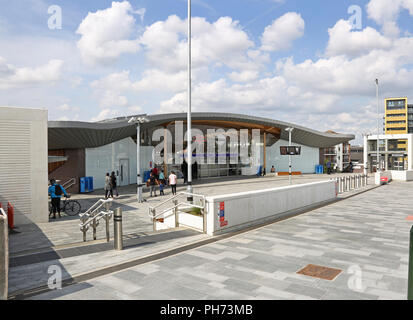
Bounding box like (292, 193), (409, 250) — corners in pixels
(1, 0), (413, 145)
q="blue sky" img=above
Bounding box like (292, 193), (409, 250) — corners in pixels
(1, 0), (413, 144)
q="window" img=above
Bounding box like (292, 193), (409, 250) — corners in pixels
(386, 99), (406, 110)
(387, 120), (406, 125)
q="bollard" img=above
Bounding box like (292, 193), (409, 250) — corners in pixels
(173, 200), (179, 228)
(408, 226), (413, 300)
(114, 207), (123, 250)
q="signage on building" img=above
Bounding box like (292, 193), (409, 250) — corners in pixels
(280, 146), (301, 155)
(218, 201), (228, 227)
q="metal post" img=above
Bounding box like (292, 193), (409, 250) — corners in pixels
(376, 79), (380, 172)
(82, 228), (86, 242)
(174, 199), (179, 228)
(92, 218), (96, 241)
(137, 122), (143, 203)
(152, 209), (156, 232)
(187, 0), (193, 202)
(114, 208), (123, 251)
(286, 127), (294, 185)
(105, 215), (110, 242)
(408, 226), (413, 300)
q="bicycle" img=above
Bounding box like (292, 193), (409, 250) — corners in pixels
(49, 195), (82, 217)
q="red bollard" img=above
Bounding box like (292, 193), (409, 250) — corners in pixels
(7, 202), (14, 230)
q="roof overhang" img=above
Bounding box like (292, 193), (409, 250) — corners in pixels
(48, 112), (355, 150)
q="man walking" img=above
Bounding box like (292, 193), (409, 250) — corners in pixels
(148, 172), (158, 197)
(48, 178), (68, 219)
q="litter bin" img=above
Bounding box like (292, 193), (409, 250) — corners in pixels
(86, 177), (94, 192)
(80, 177), (86, 193)
(315, 165), (324, 174)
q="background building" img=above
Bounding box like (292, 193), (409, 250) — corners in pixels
(48, 113), (355, 192)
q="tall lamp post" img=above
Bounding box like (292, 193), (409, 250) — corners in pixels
(187, 0), (193, 202)
(286, 127), (294, 185)
(128, 115), (149, 203)
(375, 79), (380, 172)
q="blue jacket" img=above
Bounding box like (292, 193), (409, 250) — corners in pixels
(48, 184), (67, 198)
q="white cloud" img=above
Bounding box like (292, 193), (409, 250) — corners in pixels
(0, 57), (63, 89)
(367, 0), (413, 37)
(326, 20), (392, 57)
(139, 15), (261, 73)
(260, 12), (305, 52)
(76, 1), (142, 65)
(91, 109), (120, 122)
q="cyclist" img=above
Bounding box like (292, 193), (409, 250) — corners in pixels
(48, 178), (68, 219)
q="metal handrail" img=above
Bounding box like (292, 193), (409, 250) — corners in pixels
(149, 192), (205, 212)
(149, 200), (205, 220)
(79, 198), (113, 242)
(149, 192), (207, 233)
(79, 198), (112, 219)
(62, 178), (76, 190)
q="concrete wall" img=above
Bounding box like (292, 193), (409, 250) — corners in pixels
(266, 139), (320, 174)
(205, 180), (337, 236)
(0, 210), (8, 300)
(85, 137), (154, 189)
(0, 107), (48, 224)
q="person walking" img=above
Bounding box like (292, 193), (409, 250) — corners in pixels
(169, 171), (177, 196)
(104, 173), (113, 199)
(326, 161), (332, 175)
(111, 171), (118, 198)
(148, 172), (158, 197)
(48, 178), (68, 219)
(181, 160), (188, 183)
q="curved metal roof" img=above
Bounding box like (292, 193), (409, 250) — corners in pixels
(48, 112), (355, 150)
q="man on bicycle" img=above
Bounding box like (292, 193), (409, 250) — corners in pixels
(48, 178), (68, 219)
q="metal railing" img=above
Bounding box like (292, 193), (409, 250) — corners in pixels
(0, 208), (8, 300)
(332, 174), (369, 194)
(148, 192), (207, 233)
(62, 178), (76, 190)
(79, 199), (113, 242)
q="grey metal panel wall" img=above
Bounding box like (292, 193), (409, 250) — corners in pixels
(0, 121), (32, 216)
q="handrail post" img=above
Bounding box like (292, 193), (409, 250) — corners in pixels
(173, 200), (179, 228)
(202, 198), (207, 234)
(92, 218), (97, 240)
(82, 227), (86, 242)
(152, 208), (156, 232)
(105, 214), (110, 242)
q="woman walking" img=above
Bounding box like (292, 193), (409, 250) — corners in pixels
(111, 171), (118, 198)
(169, 171), (177, 196)
(104, 172), (113, 199)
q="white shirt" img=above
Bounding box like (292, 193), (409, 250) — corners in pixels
(169, 174), (177, 185)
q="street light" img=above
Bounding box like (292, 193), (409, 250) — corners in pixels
(285, 127), (294, 185)
(187, 0), (193, 202)
(375, 79), (380, 172)
(128, 115), (149, 203)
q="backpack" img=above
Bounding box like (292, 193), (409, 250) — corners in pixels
(54, 184), (63, 196)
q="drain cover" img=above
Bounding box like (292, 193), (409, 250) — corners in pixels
(297, 264), (342, 281)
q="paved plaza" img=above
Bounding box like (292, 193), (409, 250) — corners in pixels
(20, 179), (413, 300)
